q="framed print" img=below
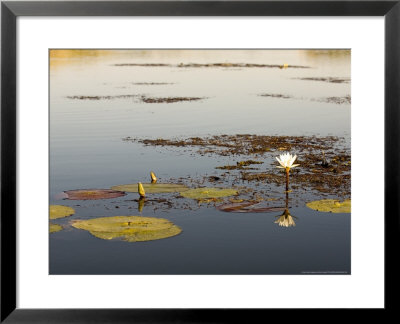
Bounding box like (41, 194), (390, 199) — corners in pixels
(1, 0), (399, 322)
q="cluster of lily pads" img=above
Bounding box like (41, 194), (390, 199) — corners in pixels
(49, 171), (243, 242)
(50, 153), (351, 240)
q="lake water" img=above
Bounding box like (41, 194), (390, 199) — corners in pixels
(49, 50), (350, 274)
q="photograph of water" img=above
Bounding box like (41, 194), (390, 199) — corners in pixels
(49, 49), (350, 274)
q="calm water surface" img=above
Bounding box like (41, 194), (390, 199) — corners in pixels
(50, 50), (350, 274)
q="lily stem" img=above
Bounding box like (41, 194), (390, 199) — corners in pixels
(285, 168), (290, 192)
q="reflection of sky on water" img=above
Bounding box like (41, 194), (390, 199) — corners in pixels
(50, 49), (350, 139)
(50, 50), (350, 275)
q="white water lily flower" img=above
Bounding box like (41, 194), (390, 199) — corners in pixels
(276, 153), (300, 170)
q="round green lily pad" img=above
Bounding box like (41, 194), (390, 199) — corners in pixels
(111, 183), (189, 194)
(64, 189), (126, 200)
(50, 205), (75, 219)
(71, 216), (182, 242)
(50, 223), (63, 233)
(180, 187), (238, 200)
(306, 199), (351, 213)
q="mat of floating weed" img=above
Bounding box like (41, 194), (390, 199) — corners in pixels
(64, 189), (126, 200)
(71, 216), (182, 242)
(180, 188), (238, 200)
(50, 205), (75, 219)
(306, 199), (351, 213)
(50, 224), (63, 233)
(217, 201), (285, 213)
(111, 183), (188, 193)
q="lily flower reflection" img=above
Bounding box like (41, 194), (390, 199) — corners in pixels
(274, 209), (296, 227)
(138, 197), (145, 212)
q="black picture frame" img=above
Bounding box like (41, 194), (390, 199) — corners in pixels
(1, 0), (399, 322)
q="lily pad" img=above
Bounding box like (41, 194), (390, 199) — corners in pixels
(64, 189), (126, 200)
(111, 183), (189, 194)
(180, 187), (238, 200)
(217, 201), (285, 213)
(50, 224), (63, 233)
(306, 199), (351, 213)
(50, 205), (75, 219)
(71, 216), (182, 242)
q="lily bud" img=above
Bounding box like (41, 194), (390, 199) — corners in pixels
(150, 171), (157, 183)
(138, 182), (146, 197)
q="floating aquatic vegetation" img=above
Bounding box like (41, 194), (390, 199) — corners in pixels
(306, 199), (351, 213)
(131, 134), (341, 156)
(216, 160), (263, 170)
(114, 63), (171, 67)
(237, 160), (263, 167)
(294, 77), (350, 84)
(139, 96), (206, 104)
(320, 95), (351, 105)
(64, 189), (126, 200)
(128, 135), (350, 198)
(259, 93), (292, 99)
(49, 205), (75, 219)
(180, 188), (238, 200)
(217, 201), (285, 213)
(50, 224), (63, 233)
(131, 82), (174, 85)
(111, 183), (189, 193)
(71, 216), (182, 242)
(66, 94), (137, 100)
(113, 63), (310, 69)
(241, 171), (350, 197)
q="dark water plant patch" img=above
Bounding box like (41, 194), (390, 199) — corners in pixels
(130, 134), (341, 156)
(139, 96), (206, 103)
(259, 94), (292, 99)
(67, 94), (137, 100)
(217, 201), (285, 213)
(294, 77), (350, 84)
(113, 63), (311, 69)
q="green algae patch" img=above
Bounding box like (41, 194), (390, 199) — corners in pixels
(50, 205), (75, 219)
(71, 216), (182, 242)
(180, 188), (238, 200)
(50, 224), (63, 233)
(306, 199), (351, 213)
(111, 183), (189, 194)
